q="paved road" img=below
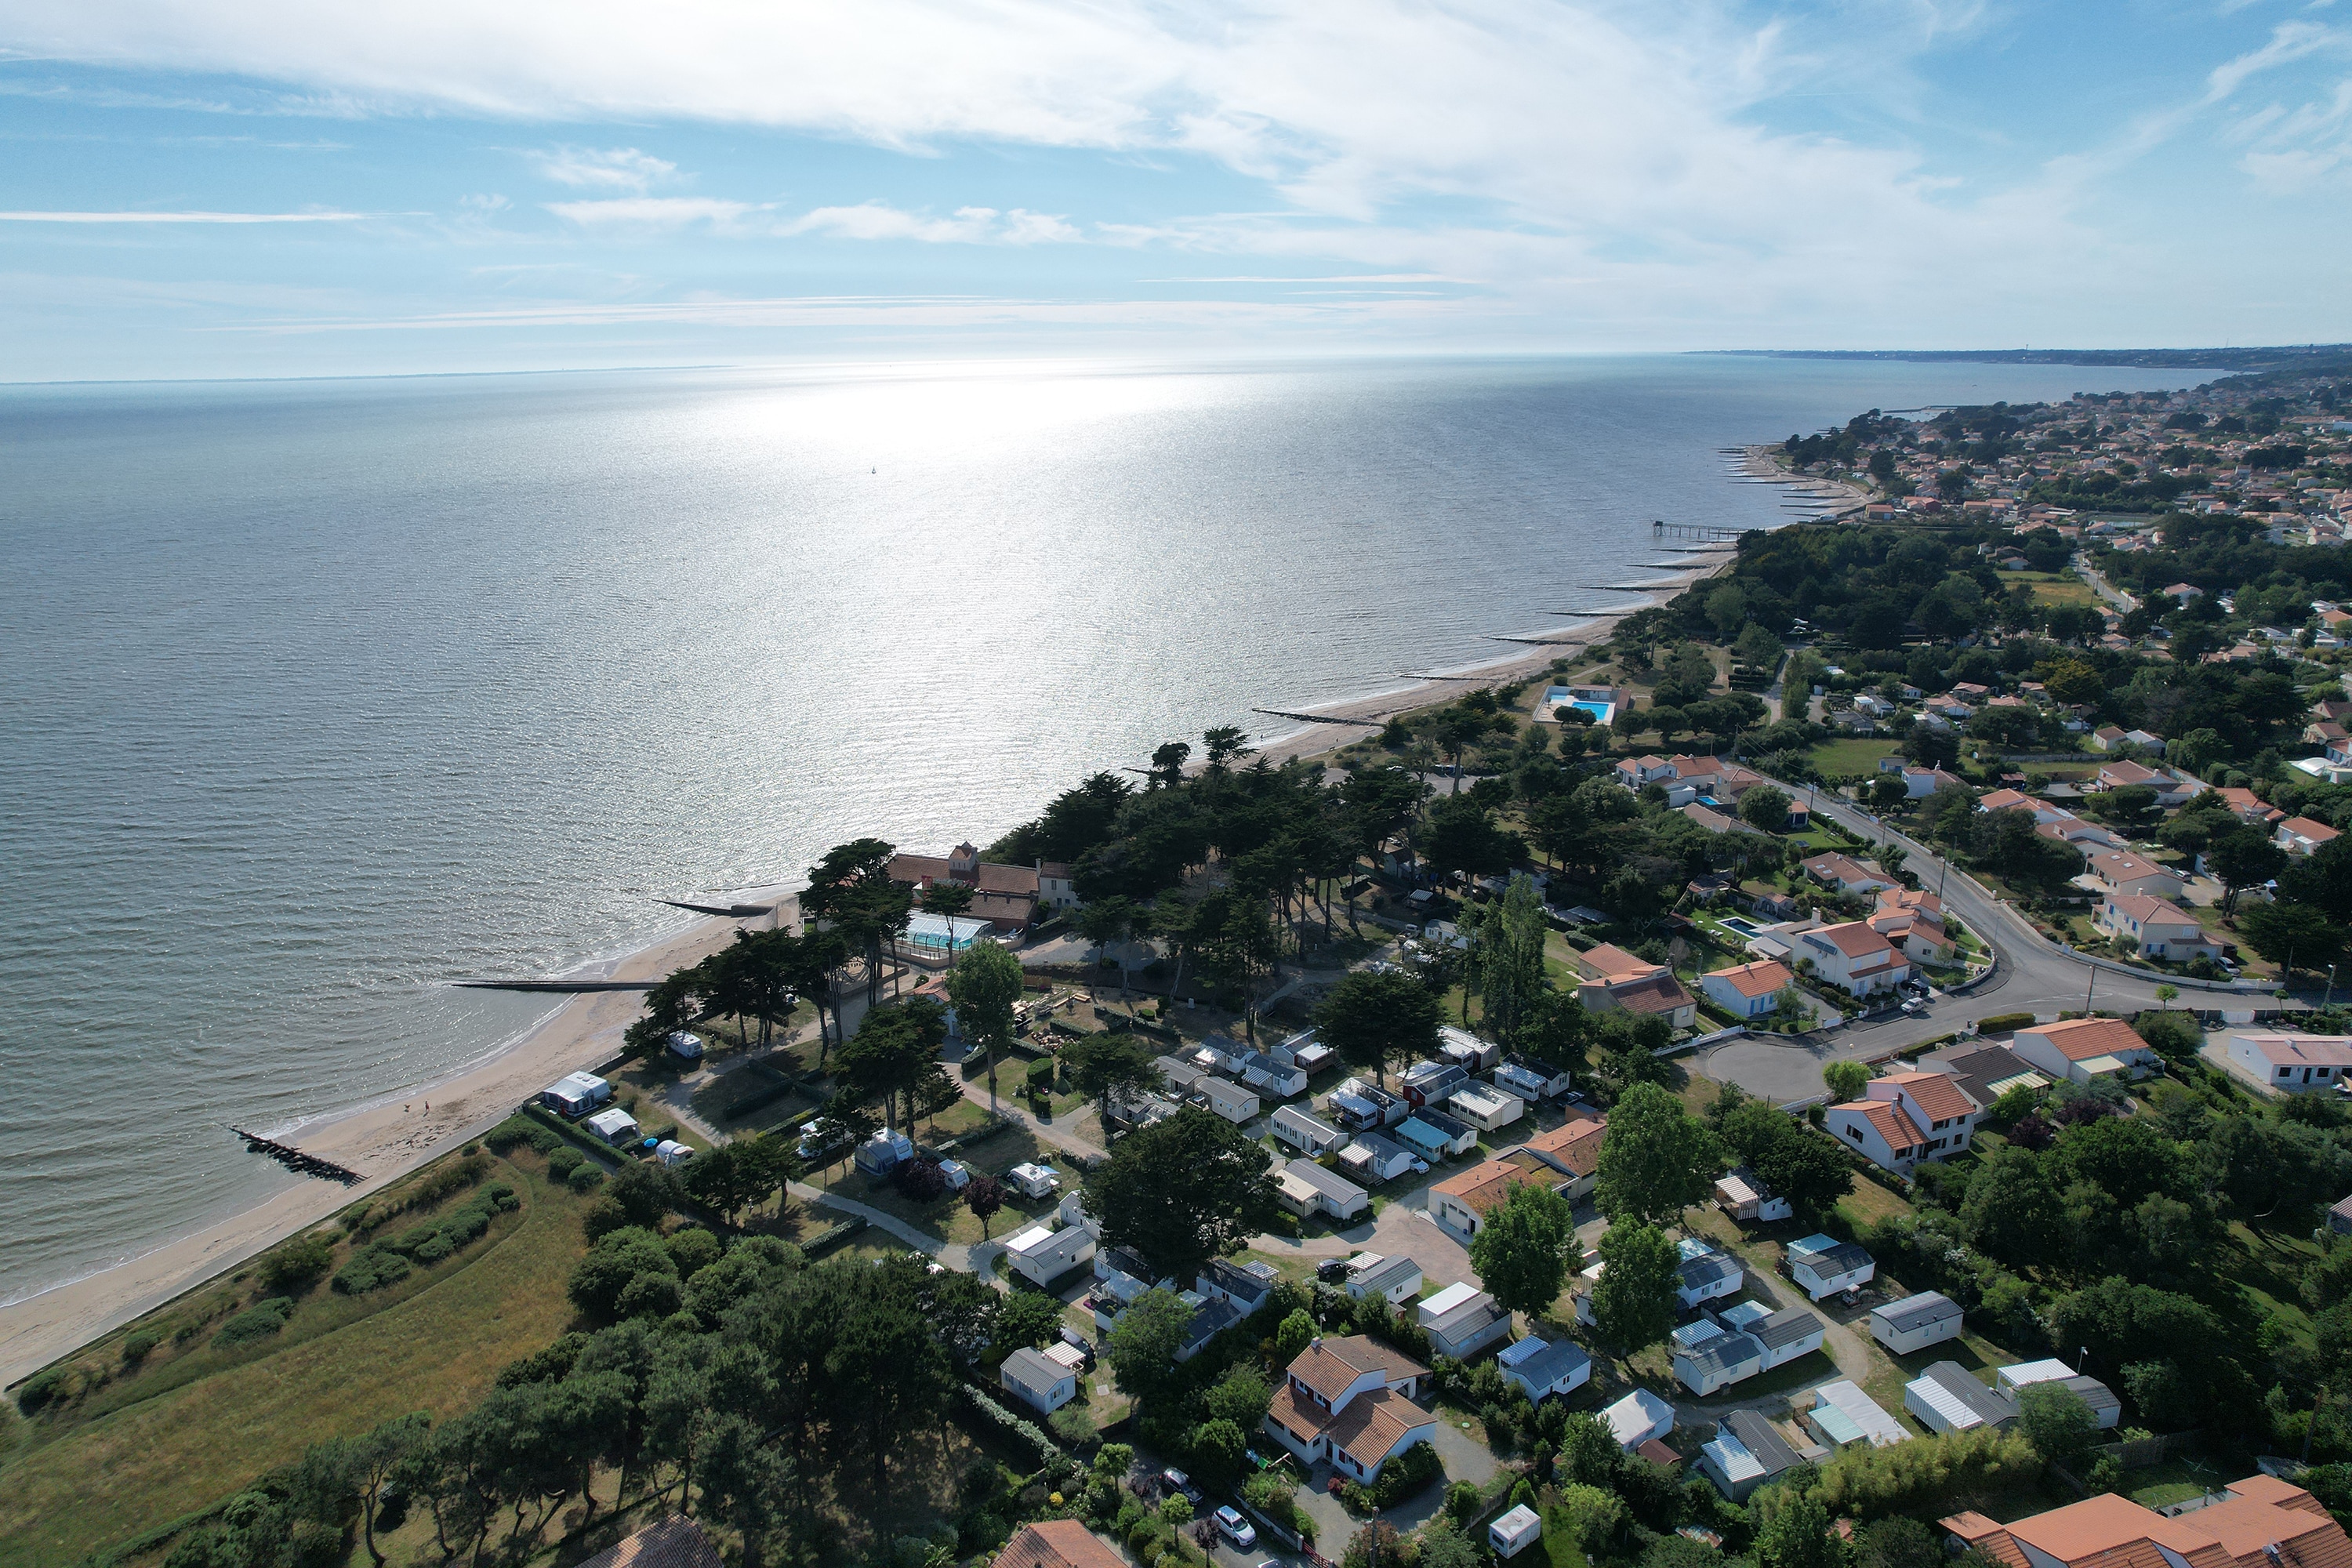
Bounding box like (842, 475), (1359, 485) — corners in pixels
(2075, 554), (2140, 614)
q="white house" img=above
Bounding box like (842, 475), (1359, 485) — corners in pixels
(1430, 1156), (1546, 1240)
(1802, 853), (1896, 896)
(2085, 851), (2188, 902)
(1497, 1335), (1591, 1403)
(1447, 1082), (1526, 1132)
(2223, 1032), (2352, 1095)
(1007, 1162), (1062, 1200)
(1238, 1052), (1308, 1100)
(1716, 1166), (1792, 1223)
(1275, 1158), (1370, 1223)
(1419, 1282), (1514, 1359)
(540, 1072), (612, 1116)
(1795, 920), (1912, 997)
(1675, 1239), (1744, 1309)
(1197, 1258), (1279, 1316)
(1271, 1104), (1348, 1156)
(1490, 1504), (1544, 1560)
(2097, 895), (2219, 960)
(1004, 1221), (1097, 1289)
(1826, 1070), (1980, 1176)
(1785, 1233), (1875, 1301)
(1345, 1253), (1424, 1305)
(1601, 1387), (1675, 1450)
(1674, 1326), (1766, 1395)
(1401, 1059), (1468, 1108)
(1751, 1307), (1826, 1370)
(999, 1345), (1079, 1415)
(1494, 1055), (1573, 1102)
(1201, 1078), (1261, 1125)
(1262, 1334), (1436, 1483)
(1871, 1291), (1962, 1354)
(1702, 960), (1798, 1019)
(2278, 817), (2343, 857)
(1155, 1054), (1206, 1096)
(2012, 1016), (2158, 1084)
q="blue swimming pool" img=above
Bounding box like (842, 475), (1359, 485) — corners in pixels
(1719, 916), (1765, 938)
(1544, 686), (1615, 722)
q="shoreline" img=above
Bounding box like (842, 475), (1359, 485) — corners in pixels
(0, 519), (1759, 1391)
(0, 895), (789, 1388)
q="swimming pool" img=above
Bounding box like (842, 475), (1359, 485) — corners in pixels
(1719, 916), (1765, 938)
(1544, 686), (1615, 723)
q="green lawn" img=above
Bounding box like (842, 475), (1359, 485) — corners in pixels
(1807, 739), (1902, 781)
(0, 1153), (593, 1567)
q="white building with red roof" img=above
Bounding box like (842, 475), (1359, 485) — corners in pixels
(1793, 920), (1912, 996)
(1699, 959), (1797, 1019)
(1261, 1334), (1436, 1483)
(2084, 850), (2187, 902)
(1825, 1070), (1981, 1175)
(2095, 895), (2217, 960)
(2223, 1032), (2352, 1096)
(2011, 1017), (2158, 1085)
(2278, 816), (2342, 856)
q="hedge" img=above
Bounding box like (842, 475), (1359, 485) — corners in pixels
(956, 1382), (1062, 1471)
(802, 1215), (868, 1258)
(1974, 1012), (2038, 1034)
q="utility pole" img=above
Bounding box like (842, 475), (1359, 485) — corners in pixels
(2085, 964), (2096, 1016)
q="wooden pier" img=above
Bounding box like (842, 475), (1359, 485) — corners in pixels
(1653, 519), (1747, 541)
(453, 978), (657, 993)
(230, 1127), (363, 1185)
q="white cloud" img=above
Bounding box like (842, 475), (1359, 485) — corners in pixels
(546, 196), (759, 229)
(0, 208), (383, 221)
(526, 145), (677, 191)
(779, 203), (1078, 244)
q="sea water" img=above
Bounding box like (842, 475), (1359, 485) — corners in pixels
(0, 353), (2197, 1298)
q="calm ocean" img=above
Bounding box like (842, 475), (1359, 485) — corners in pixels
(0, 354), (2196, 1298)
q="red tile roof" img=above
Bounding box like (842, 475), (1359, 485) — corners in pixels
(2024, 1017), (2150, 1062)
(1878, 1070), (1976, 1121)
(1523, 1116), (1608, 1178)
(1709, 960), (1794, 1000)
(993, 1521), (1131, 1568)
(1284, 1334), (1429, 1405)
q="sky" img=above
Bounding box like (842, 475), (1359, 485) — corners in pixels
(3, 1), (2352, 380)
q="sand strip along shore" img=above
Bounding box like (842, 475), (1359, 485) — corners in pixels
(0, 896), (788, 1389)
(1, 539), (1755, 1389)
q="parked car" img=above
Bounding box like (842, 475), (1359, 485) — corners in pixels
(1214, 1508), (1257, 1549)
(1162, 1468), (1203, 1507)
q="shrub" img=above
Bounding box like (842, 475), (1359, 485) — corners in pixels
(212, 1297), (296, 1348)
(15, 1367), (68, 1415)
(959, 1383), (1061, 1469)
(256, 1232), (337, 1294)
(1975, 1012), (2037, 1035)
(1813, 1427), (2039, 1521)
(338, 1202), (373, 1233)
(546, 1145), (583, 1178)
(483, 1116), (538, 1154)
(568, 1163), (605, 1194)
(666, 1226), (722, 1276)
(121, 1330), (162, 1365)
(412, 1233), (455, 1265)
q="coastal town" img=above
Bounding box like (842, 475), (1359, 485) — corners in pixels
(13, 358), (2352, 1568)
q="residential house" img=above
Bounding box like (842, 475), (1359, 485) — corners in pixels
(1785, 1233), (1875, 1301)
(1916, 1041), (2048, 1108)
(2096, 894), (2220, 960)
(1801, 854), (1896, 896)
(2090, 760), (2204, 808)
(1173, 1295), (1243, 1362)
(1601, 1388), (1675, 1450)
(1271, 1104), (1348, 1156)
(1418, 1282), (1514, 1359)
(1715, 1166), (1792, 1222)
(1681, 803), (1740, 834)
(1996, 1360), (2122, 1428)
(1494, 1054), (1574, 1102)
(1701, 959), (1798, 1019)
(1572, 942), (1653, 979)
(1197, 1258), (1279, 1316)
(1806, 1381), (1911, 1450)
(1577, 967), (1700, 1029)
(2279, 816), (2343, 856)
(1087, 1247), (1171, 1331)
(2162, 582), (2204, 604)
(2011, 1016), (2158, 1084)
(1345, 1253), (1424, 1305)
(999, 1345), (1080, 1415)
(2223, 1032), (2352, 1095)
(1400, 1059), (1468, 1108)
(2085, 850), (2188, 902)
(993, 1521), (1129, 1568)
(1673, 1323), (1766, 1395)
(1795, 920), (1913, 997)
(1614, 755), (1680, 789)
(1003, 1220), (1097, 1290)
(1871, 1291), (1963, 1354)
(1497, 1334), (1592, 1403)
(2332, 1193), (2352, 1236)
(1327, 1077), (1406, 1132)
(1395, 1108), (1479, 1162)
(885, 842), (1054, 932)
(1675, 1239), (1745, 1308)
(1519, 1114), (1608, 1201)
(1905, 1362), (2018, 1435)
(575, 1517), (726, 1568)
(1751, 1307), (1827, 1369)
(1238, 1052), (1307, 1100)
(1701, 1410), (1805, 1502)
(1900, 766), (1969, 798)
(1976, 789), (2074, 823)
(1339, 1133), (1419, 1185)
(1942, 1475), (2352, 1568)
(1275, 1158), (1370, 1223)
(1448, 1081), (1526, 1132)
(1262, 1334), (1436, 1483)
(1826, 1070), (1980, 1175)
(1871, 888), (1955, 964)
(2214, 786), (2285, 827)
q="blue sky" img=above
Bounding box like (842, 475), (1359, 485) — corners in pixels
(4, 1), (2351, 379)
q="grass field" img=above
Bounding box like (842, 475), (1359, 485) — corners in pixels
(2014, 572), (2100, 607)
(0, 1153), (591, 1567)
(1807, 739), (1902, 780)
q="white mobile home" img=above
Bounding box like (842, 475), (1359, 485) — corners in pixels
(1418, 1283), (1512, 1359)
(1904, 1361), (2019, 1436)
(1004, 1221), (1096, 1289)
(1494, 1055), (1573, 1102)
(998, 1345), (1078, 1415)
(1271, 1104), (1348, 1156)
(1490, 1505), (1543, 1560)
(1750, 1307), (1825, 1370)
(1007, 1161), (1061, 1200)
(1785, 1234), (1875, 1301)
(1806, 1380), (1909, 1450)
(1674, 1330), (1766, 1396)
(1345, 1253), (1423, 1305)
(1675, 1240), (1744, 1309)
(1239, 1051), (1308, 1099)
(1201, 1076), (1261, 1125)
(1274, 1029), (1338, 1076)
(1602, 1388), (1675, 1450)
(1276, 1158), (1370, 1223)
(1497, 1335), (1591, 1403)
(1997, 1360), (2122, 1428)
(1870, 1291), (1962, 1354)
(1715, 1167), (1792, 1223)
(1327, 1077), (1406, 1131)
(1339, 1133), (1418, 1185)
(1447, 1082), (1525, 1133)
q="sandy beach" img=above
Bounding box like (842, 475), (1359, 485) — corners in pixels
(0, 897), (786, 1388)
(0, 525), (1753, 1391)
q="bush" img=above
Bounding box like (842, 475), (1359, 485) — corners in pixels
(212, 1297), (296, 1348)
(15, 1367), (68, 1415)
(546, 1145), (583, 1178)
(1813, 1427), (2039, 1520)
(483, 1116), (538, 1153)
(121, 1330), (162, 1365)
(568, 1163), (605, 1194)
(666, 1226), (722, 1276)
(959, 1383), (1061, 1470)
(256, 1232), (337, 1295)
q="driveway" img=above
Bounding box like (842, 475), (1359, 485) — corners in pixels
(1287, 1400), (1497, 1556)
(1247, 1192), (1477, 1288)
